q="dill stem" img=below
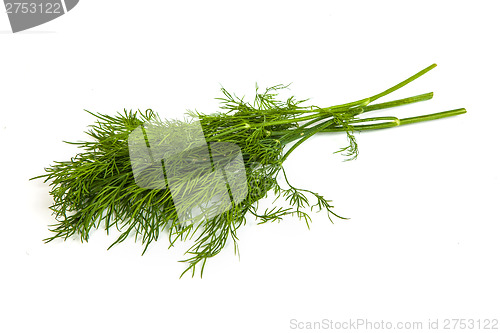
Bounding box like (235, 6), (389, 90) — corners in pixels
(252, 112), (323, 127)
(398, 108), (466, 125)
(269, 91), (438, 139)
(277, 116), (330, 145)
(214, 62), (439, 135)
(363, 92), (434, 113)
(208, 123), (251, 140)
(321, 97), (370, 112)
(250, 103), (367, 129)
(368, 63), (437, 102)
(320, 108), (466, 132)
(281, 119), (336, 161)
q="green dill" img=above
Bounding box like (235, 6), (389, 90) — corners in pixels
(32, 64), (466, 277)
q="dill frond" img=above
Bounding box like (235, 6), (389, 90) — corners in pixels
(32, 64), (466, 277)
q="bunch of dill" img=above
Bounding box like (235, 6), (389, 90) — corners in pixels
(33, 64), (465, 277)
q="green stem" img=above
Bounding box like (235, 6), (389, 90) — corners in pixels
(363, 92), (433, 113)
(277, 115), (331, 145)
(268, 92), (436, 139)
(321, 97), (371, 113)
(398, 108), (466, 125)
(368, 63), (437, 103)
(252, 112), (324, 128)
(281, 119), (337, 161)
(209, 123), (251, 140)
(320, 108), (466, 132)
(348, 116), (400, 126)
(251, 100), (367, 128)
(209, 63), (438, 141)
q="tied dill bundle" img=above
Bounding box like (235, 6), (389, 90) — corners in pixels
(34, 64), (466, 277)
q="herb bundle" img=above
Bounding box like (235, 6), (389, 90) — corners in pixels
(33, 64), (466, 277)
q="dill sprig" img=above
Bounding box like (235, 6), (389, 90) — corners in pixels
(32, 64), (466, 277)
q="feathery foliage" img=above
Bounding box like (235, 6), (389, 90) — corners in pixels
(33, 64), (466, 277)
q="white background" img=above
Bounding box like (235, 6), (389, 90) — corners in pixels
(1, 1), (499, 332)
